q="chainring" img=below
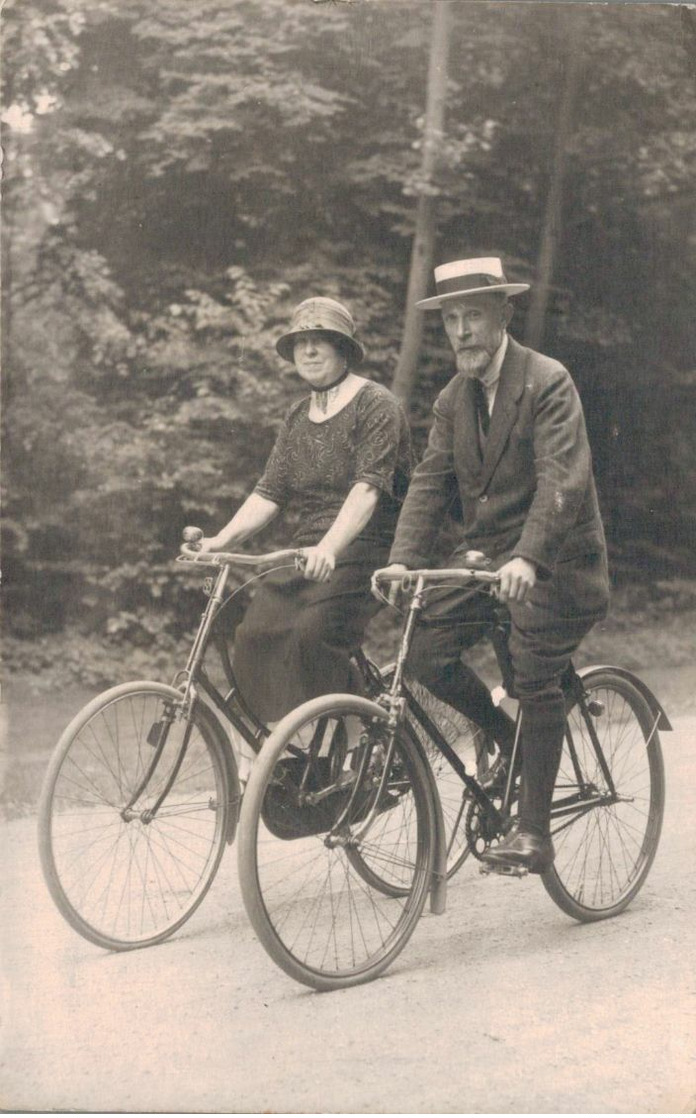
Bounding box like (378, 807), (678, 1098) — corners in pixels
(464, 794), (510, 861)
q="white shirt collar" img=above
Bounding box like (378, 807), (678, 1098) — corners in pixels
(480, 332), (508, 390)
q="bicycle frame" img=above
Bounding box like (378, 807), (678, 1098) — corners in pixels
(163, 560), (275, 816)
(547, 665), (669, 840)
(377, 570), (512, 821)
(175, 560), (270, 754)
(172, 541), (309, 751)
(372, 564), (671, 868)
(153, 541), (391, 810)
(118, 544), (303, 831)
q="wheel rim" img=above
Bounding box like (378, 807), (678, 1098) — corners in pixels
(250, 708), (431, 982)
(549, 681), (662, 913)
(44, 689), (226, 946)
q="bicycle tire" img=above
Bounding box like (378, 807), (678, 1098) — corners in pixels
(38, 681), (233, 950)
(237, 694), (436, 991)
(543, 670), (665, 922)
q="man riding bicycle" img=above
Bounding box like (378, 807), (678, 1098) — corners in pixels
(378, 257), (609, 875)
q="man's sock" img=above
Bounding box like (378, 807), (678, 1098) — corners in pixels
(517, 689), (566, 836)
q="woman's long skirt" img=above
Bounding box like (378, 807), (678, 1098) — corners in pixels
(233, 538), (388, 723)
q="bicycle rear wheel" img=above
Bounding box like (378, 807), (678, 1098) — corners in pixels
(543, 670), (665, 921)
(237, 695), (435, 991)
(38, 681), (232, 950)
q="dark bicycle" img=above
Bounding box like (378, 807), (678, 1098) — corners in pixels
(237, 565), (668, 991)
(37, 530), (486, 950)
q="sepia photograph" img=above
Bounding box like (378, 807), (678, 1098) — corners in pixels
(2, 0), (695, 1112)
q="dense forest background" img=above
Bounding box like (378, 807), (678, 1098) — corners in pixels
(3, 0), (696, 686)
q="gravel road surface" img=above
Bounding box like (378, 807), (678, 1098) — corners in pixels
(2, 716), (695, 1114)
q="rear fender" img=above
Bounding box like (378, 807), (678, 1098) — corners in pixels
(576, 665), (672, 732)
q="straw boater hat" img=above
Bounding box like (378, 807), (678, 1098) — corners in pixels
(276, 297), (365, 365)
(416, 257), (530, 310)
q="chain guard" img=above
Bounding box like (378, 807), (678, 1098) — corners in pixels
(261, 757), (352, 840)
(261, 750), (406, 842)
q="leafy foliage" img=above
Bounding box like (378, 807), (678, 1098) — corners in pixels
(3, 0), (695, 683)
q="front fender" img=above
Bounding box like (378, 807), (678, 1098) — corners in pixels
(195, 698), (242, 844)
(400, 720), (448, 915)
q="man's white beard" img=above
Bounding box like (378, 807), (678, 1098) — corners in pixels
(456, 347), (491, 376)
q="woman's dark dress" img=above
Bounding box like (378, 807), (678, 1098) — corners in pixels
(234, 381), (412, 721)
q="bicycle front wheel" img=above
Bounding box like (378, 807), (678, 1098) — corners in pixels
(237, 695), (435, 991)
(543, 671), (665, 921)
(38, 681), (232, 950)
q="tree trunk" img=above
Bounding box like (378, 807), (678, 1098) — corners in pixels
(524, 9), (584, 351)
(390, 1), (452, 406)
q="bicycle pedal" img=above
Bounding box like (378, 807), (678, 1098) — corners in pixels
(478, 861), (528, 879)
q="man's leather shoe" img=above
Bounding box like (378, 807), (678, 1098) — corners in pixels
(480, 829), (555, 874)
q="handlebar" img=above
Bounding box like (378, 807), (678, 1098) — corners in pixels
(177, 527), (305, 569)
(374, 566), (501, 594)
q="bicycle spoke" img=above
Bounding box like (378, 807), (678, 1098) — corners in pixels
(41, 685), (229, 948)
(544, 675), (664, 921)
(240, 700), (434, 987)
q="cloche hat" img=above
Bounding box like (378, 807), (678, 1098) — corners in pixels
(416, 257), (530, 310)
(276, 297), (365, 365)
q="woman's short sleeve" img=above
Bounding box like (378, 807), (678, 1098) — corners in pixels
(353, 387), (410, 498)
(254, 420), (290, 507)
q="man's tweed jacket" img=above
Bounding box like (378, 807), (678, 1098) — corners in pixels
(389, 336), (610, 621)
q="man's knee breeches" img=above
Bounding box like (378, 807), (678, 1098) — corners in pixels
(507, 608), (595, 698)
(407, 587), (493, 687)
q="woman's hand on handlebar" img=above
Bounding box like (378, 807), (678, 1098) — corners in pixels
(301, 543), (336, 583)
(181, 526), (238, 556)
(197, 534), (229, 554)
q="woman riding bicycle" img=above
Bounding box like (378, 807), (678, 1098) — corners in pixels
(199, 296), (412, 722)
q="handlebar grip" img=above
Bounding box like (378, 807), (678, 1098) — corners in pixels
(374, 570), (407, 583)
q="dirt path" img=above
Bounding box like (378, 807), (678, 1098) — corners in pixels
(2, 713), (695, 1114)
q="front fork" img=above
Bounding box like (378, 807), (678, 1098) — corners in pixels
(121, 694), (198, 823)
(330, 577), (448, 913)
(328, 578), (424, 845)
(122, 567), (233, 823)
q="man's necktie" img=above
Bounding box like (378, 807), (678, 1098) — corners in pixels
(473, 378), (490, 446)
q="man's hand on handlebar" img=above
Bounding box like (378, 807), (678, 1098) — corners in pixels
(371, 563), (408, 606)
(495, 556), (537, 604)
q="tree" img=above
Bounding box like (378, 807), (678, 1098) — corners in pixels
(3, 0), (695, 682)
(390, 1), (452, 406)
(524, 6), (584, 350)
